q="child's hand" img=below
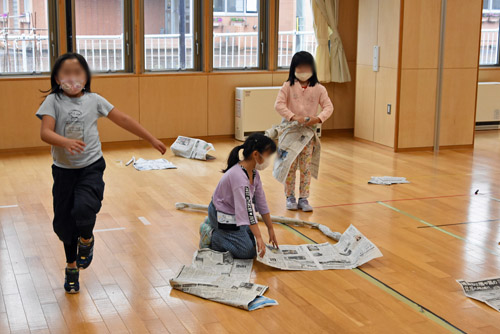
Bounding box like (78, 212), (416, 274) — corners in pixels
(291, 115), (307, 124)
(268, 228), (279, 249)
(256, 237), (266, 258)
(305, 116), (321, 126)
(64, 139), (86, 155)
(151, 138), (167, 155)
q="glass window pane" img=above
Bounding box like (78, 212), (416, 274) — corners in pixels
(214, 0), (224, 12)
(144, 0), (194, 71)
(227, 0), (244, 13)
(480, 10), (500, 65)
(494, 0), (500, 10)
(278, 0), (315, 68)
(484, 0), (490, 10)
(213, 0), (260, 69)
(246, 0), (257, 13)
(74, 0), (124, 72)
(0, 0), (51, 74)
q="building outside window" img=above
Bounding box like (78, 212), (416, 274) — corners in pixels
(144, 0), (197, 71)
(277, 0), (315, 68)
(0, 0), (52, 74)
(213, 0), (262, 69)
(480, 0), (500, 65)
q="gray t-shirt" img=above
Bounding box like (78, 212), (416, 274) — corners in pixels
(36, 92), (114, 169)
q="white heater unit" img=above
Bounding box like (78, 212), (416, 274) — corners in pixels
(235, 86), (322, 141)
(476, 82), (500, 130)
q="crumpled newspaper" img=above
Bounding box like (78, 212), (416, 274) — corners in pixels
(368, 176), (410, 185)
(126, 156), (177, 171)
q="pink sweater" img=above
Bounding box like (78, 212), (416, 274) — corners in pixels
(274, 80), (334, 123)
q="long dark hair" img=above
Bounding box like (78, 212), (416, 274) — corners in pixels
(223, 133), (277, 173)
(41, 53), (92, 96)
(287, 51), (319, 87)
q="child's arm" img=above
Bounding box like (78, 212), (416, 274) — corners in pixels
(249, 224), (266, 257)
(107, 108), (166, 154)
(40, 115), (86, 155)
(260, 213), (279, 249)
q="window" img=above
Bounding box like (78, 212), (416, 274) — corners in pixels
(74, 0), (132, 72)
(277, 0), (315, 68)
(0, 0), (56, 74)
(144, 0), (200, 71)
(213, 0), (264, 69)
(480, 0), (500, 66)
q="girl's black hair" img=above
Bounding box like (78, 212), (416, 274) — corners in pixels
(287, 51), (319, 87)
(223, 133), (277, 173)
(41, 52), (92, 96)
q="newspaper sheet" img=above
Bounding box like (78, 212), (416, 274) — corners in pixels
(368, 176), (410, 185)
(457, 278), (500, 312)
(170, 136), (215, 161)
(126, 157), (177, 171)
(257, 225), (382, 270)
(170, 249), (278, 311)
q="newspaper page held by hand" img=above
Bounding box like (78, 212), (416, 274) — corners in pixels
(170, 249), (278, 311)
(457, 278), (500, 312)
(257, 225), (383, 270)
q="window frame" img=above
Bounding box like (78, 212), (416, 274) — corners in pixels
(0, 0), (59, 76)
(69, 0), (134, 73)
(211, 0), (266, 71)
(142, 0), (202, 73)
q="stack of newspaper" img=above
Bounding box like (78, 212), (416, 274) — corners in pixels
(170, 249), (278, 311)
(170, 136), (215, 161)
(257, 225), (383, 270)
(368, 176), (410, 185)
(457, 278), (500, 312)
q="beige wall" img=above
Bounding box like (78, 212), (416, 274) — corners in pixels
(354, 0), (400, 148)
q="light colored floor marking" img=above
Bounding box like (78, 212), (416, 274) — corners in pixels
(138, 216), (152, 225)
(94, 227), (126, 233)
(0, 205), (18, 209)
(377, 201), (498, 256)
(279, 224), (466, 334)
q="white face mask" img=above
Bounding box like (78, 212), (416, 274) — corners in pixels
(256, 154), (271, 171)
(60, 78), (84, 95)
(295, 72), (312, 82)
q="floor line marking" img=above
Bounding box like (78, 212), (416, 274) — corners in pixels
(0, 205), (18, 209)
(138, 217), (152, 225)
(279, 224), (466, 334)
(314, 194), (469, 209)
(377, 202), (498, 256)
(417, 219), (500, 228)
(94, 227), (126, 233)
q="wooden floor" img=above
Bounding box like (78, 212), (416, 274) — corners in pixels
(1, 130), (500, 333)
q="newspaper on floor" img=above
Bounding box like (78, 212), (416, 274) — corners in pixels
(170, 248), (278, 311)
(257, 225), (382, 270)
(368, 176), (410, 185)
(126, 156), (177, 171)
(457, 278), (500, 312)
(170, 136), (215, 161)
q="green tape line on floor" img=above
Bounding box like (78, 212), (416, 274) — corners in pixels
(279, 224), (466, 334)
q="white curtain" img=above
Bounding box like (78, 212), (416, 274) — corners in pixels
(311, 0), (351, 83)
(311, 0), (331, 83)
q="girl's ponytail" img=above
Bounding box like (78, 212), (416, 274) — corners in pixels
(223, 145), (244, 173)
(222, 133), (277, 173)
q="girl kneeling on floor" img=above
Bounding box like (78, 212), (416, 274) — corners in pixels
(205, 133), (279, 259)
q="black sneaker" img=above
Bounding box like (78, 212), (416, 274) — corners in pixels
(77, 236), (94, 269)
(64, 268), (80, 294)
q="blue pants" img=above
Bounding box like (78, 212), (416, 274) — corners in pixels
(208, 202), (256, 259)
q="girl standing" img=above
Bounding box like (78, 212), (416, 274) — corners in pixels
(274, 51), (334, 212)
(205, 133), (279, 259)
(37, 53), (166, 293)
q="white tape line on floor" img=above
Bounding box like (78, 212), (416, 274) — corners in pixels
(94, 227), (126, 233)
(0, 205), (18, 209)
(138, 217), (152, 225)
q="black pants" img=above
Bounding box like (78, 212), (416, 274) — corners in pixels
(52, 157), (106, 263)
